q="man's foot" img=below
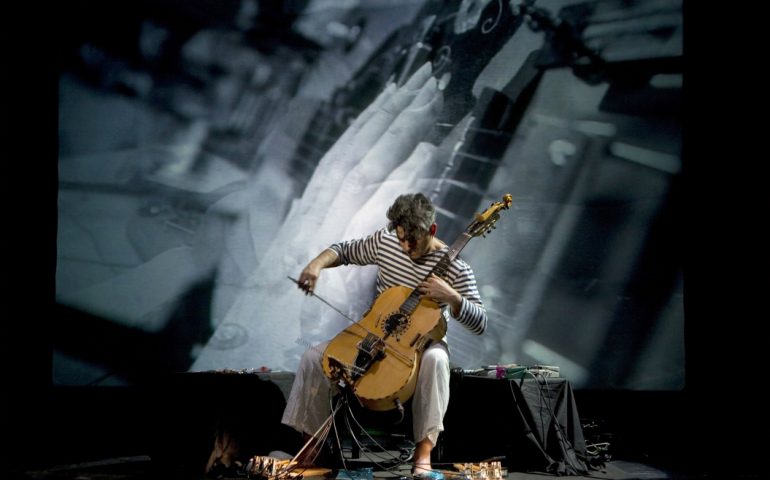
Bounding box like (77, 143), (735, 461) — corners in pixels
(413, 463), (445, 480)
(413, 438), (439, 479)
(412, 466), (444, 480)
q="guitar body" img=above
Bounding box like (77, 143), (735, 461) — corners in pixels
(321, 285), (447, 411)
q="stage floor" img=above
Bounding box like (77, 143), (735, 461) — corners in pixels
(7, 454), (701, 480)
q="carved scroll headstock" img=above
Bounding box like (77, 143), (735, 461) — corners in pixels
(466, 193), (513, 238)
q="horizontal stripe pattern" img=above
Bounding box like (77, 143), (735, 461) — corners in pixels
(329, 228), (486, 335)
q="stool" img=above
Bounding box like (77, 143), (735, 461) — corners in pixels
(327, 392), (414, 467)
(328, 392), (444, 468)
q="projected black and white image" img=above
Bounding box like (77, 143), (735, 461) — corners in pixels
(55, 0), (683, 390)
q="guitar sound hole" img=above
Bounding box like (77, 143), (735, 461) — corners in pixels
(382, 312), (410, 338)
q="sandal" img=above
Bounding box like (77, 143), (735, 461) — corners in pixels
(412, 469), (444, 480)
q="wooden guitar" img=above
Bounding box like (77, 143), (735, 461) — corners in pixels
(321, 194), (512, 411)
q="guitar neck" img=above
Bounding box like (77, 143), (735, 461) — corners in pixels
(432, 232), (474, 278)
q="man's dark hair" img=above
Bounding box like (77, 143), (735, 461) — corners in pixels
(386, 193), (436, 239)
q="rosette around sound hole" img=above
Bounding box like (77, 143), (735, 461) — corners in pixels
(382, 312), (411, 338)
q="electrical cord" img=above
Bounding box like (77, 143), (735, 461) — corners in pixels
(341, 397), (417, 475)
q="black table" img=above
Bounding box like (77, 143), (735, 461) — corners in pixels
(442, 372), (589, 475)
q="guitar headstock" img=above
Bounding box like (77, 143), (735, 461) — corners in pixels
(467, 194), (513, 238)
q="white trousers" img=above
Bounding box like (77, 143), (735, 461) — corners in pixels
(281, 341), (450, 446)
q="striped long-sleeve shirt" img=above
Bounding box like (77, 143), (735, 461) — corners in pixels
(328, 227), (487, 335)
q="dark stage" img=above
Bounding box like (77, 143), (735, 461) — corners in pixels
(3, 368), (763, 479)
(3, 1), (764, 479)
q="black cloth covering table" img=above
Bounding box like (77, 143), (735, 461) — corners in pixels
(441, 371), (589, 475)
